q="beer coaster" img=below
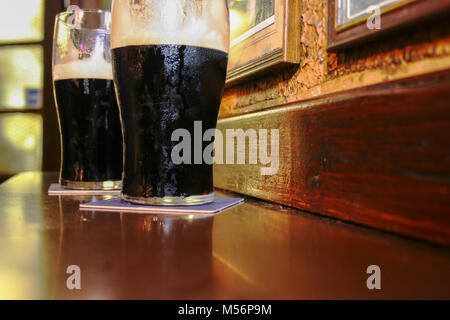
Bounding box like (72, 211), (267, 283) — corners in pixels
(48, 184), (121, 196)
(79, 197), (244, 215)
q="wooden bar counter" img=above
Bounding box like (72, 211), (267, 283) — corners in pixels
(0, 172), (449, 299)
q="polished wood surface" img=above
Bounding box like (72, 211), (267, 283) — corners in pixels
(215, 70), (450, 246)
(0, 172), (449, 299)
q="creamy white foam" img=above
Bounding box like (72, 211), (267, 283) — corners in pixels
(111, 0), (229, 52)
(53, 57), (113, 81)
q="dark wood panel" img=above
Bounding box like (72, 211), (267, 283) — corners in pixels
(0, 108), (41, 114)
(69, 0), (106, 9)
(328, 0), (450, 52)
(214, 70), (450, 246)
(0, 42), (43, 47)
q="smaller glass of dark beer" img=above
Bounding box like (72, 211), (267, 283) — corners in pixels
(53, 8), (123, 190)
(111, 0), (230, 205)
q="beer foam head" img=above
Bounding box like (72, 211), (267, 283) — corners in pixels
(111, 0), (230, 52)
(53, 57), (113, 81)
(53, 39), (113, 80)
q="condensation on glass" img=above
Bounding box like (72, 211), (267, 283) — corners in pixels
(111, 0), (230, 205)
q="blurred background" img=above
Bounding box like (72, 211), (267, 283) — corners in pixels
(0, 0), (262, 183)
(0, 0), (111, 183)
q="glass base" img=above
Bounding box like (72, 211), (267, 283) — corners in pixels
(121, 192), (215, 206)
(60, 179), (122, 190)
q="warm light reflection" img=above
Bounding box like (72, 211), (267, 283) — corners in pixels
(103, 181), (115, 189)
(56, 20), (70, 60)
(0, 270), (37, 300)
(0, 201), (42, 299)
(0, 114), (43, 174)
(0, 46), (43, 108)
(24, 136), (36, 149)
(229, 9), (246, 40)
(2, 114), (41, 151)
(1, 172), (43, 194)
(102, 195), (118, 201)
(212, 252), (256, 287)
(0, 0), (44, 43)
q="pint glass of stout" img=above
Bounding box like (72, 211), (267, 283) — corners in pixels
(111, 0), (230, 205)
(53, 9), (123, 190)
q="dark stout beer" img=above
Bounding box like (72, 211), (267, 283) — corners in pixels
(54, 78), (123, 184)
(112, 44), (228, 200)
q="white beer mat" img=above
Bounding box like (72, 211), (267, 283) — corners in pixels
(48, 184), (121, 196)
(79, 197), (244, 215)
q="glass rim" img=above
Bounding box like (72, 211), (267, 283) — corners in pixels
(56, 9), (111, 32)
(56, 8), (110, 17)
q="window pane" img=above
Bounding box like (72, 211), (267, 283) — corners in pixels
(0, 114), (42, 175)
(0, 46), (43, 109)
(0, 0), (44, 43)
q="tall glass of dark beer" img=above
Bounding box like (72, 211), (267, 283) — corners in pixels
(111, 0), (230, 205)
(53, 8), (123, 190)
